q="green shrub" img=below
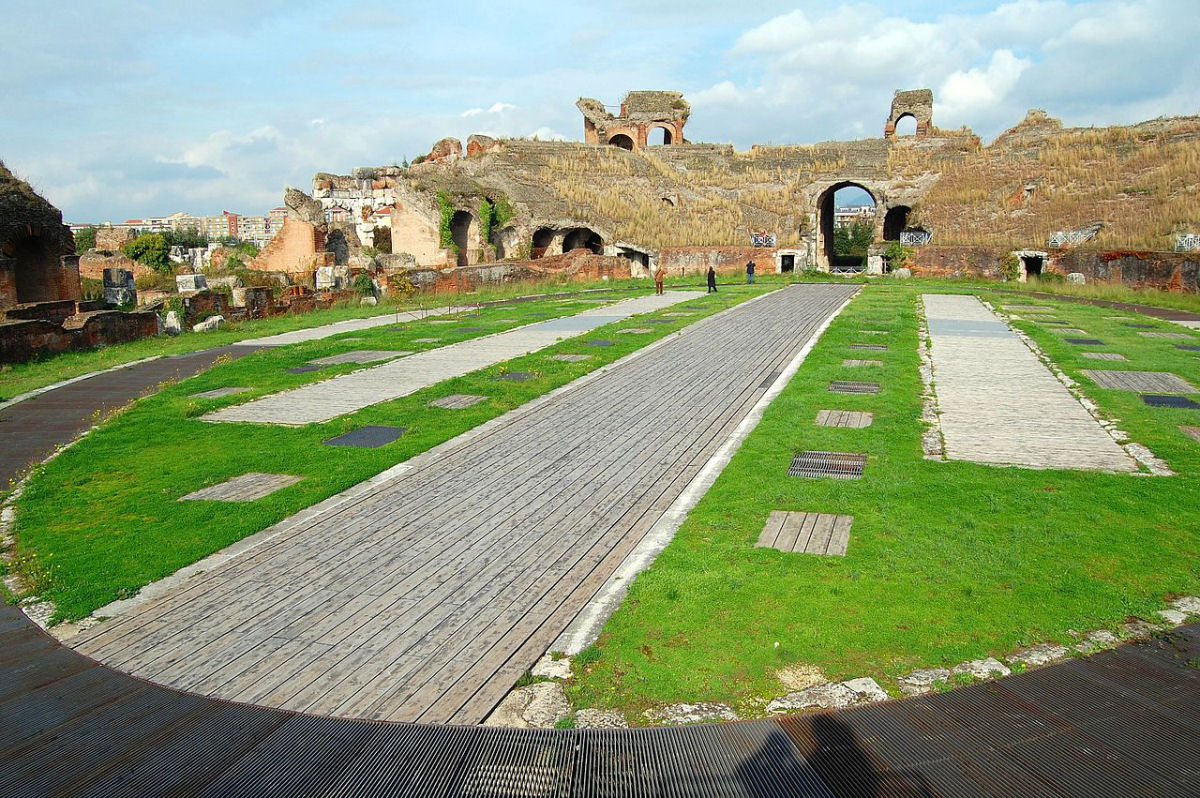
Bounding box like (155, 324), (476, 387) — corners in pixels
(121, 233), (171, 274)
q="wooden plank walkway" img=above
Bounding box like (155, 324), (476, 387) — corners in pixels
(6, 603), (1200, 797)
(72, 284), (857, 725)
(924, 295), (1137, 472)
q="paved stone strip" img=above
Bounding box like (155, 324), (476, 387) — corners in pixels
(1082, 370), (1197, 393)
(815, 410), (873, 428)
(924, 294), (1136, 471)
(757, 511), (853, 556)
(203, 292), (699, 426)
(73, 285), (856, 725)
(237, 306), (472, 347)
(180, 473), (303, 502)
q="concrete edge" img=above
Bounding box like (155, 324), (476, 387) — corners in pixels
(552, 285), (861, 656)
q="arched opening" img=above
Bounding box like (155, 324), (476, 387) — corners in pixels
(819, 182), (876, 273)
(450, 210), (473, 267)
(531, 227), (554, 260)
(11, 236), (59, 304)
(883, 206), (911, 241)
(608, 134), (634, 151)
(647, 126), (672, 146)
(661, 196), (675, 207)
(562, 227), (603, 255)
(1022, 254), (1044, 278)
(894, 114), (918, 136)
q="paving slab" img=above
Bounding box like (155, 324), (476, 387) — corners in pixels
(1082, 370), (1196, 393)
(322, 426), (407, 448)
(238, 307), (470, 347)
(72, 284), (856, 725)
(1139, 332), (1192, 340)
(923, 294), (1136, 471)
(815, 410), (874, 428)
(180, 473), (303, 502)
(428, 394), (488, 410)
(203, 292), (701, 426)
(757, 511), (853, 555)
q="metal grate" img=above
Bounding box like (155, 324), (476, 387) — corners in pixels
(1140, 332), (1192, 340)
(1083, 370), (1196, 393)
(1141, 394), (1200, 409)
(585, 339), (614, 347)
(322, 425), (407, 448)
(458, 327), (484, 333)
(495, 371), (536, 382)
(286, 364), (324, 373)
(1035, 319), (1071, 325)
(1177, 344), (1200, 352)
(829, 380), (880, 394)
(1124, 323), (1157, 329)
(849, 344), (887, 351)
(788, 451), (867, 479)
(1065, 338), (1105, 345)
(646, 319), (674, 324)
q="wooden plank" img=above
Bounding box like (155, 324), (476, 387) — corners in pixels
(757, 511), (788, 548)
(827, 515), (854, 556)
(804, 514), (837, 555)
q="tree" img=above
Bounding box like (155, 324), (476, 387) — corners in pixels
(121, 233), (170, 273)
(162, 227), (208, 249)
(833, 219), (874, 256)
(74, 226), (96, 254)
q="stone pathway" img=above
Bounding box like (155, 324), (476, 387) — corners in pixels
(924, 295), (1137, 471)
(71, 285), (856, 725)
(204, 292), (700, 426)
(234, 306), (471, 347)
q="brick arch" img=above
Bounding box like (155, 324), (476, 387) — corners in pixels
(815, 181), (882, 272)
(646, 123), (677, 146)
(607, 132), (635, 151)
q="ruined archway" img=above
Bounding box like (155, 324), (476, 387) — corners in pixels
(883, 206), (911, 241)
(450, 210), (473, 267)
(818, 182), (877, 273)
(647, 126), (673, 146)
(562, 227), (603, 255)
(11, 235), (60, 304)
(893, 115), (918, 137)
(531, 227), (554, 259)
(608, 134), (634, 151)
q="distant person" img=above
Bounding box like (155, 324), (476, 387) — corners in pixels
(654, 264), (666, 295)
(706, 265), (717, 293)
(746, 259), (756, 284)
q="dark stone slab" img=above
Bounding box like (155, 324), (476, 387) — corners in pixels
(287, 365), (325, 374)
(586, 339), (614, 347)
(494, 371), (536, 382)
(1177, 344), (1200, 352)
(458, 327), (484, 333)
(322, 425), (407, 448)
(1141, 394), (1200, 409)
(1065, 338), (1105, 345)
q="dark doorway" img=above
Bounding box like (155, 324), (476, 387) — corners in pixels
(781, 254), (795, 273)
(451, 211), (473, 267)
(608, 134), (634, 151)
(894, 114), (918, 136)
(531, 227), (554, 259)
(562, 228), (603, 255)
(883, 206), (910, 241)
(11, 236), (60, 304)
(647, 127), (672, 146)
(1022, 255), (1044, 277)
(820, 183), (876, 273)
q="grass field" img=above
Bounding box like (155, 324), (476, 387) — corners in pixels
(6, 286), (767, 621)
(566, 284), (1200, 717)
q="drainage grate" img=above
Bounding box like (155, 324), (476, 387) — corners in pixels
(1141, 394), (1200, 409)
(1124, 323), (1157, 329)
(788, 451), (866, 479)
(619, 327), (653, 334)
(495, 371), (536, 382)
(849, 344), (887, 351)
(458, 327), (484, 333)
(1065, 338), (1105, 345)
(322, 425), (407, 448)
(586, 339), (614, 347)
(829, 381), (880, 394)
(1035, 320), (1071, 325)
(1083, 370), (1196, 393)
(646, 319), (673, 324)
(1140, 332), (1192, 340)
(1177, 345), (1200, 352)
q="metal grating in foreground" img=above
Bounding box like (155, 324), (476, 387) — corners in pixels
(829, 380), (880, 394)
(1142, 394), (1200, 409)
(788, 451), (867, 479)
(3, 605), (1199, 797)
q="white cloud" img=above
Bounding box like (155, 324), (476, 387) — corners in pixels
(939, 50), (1031, 121)
(488, 102), (517, 113)
(528, 126), (568, 141)
(461, 108), (485, 118)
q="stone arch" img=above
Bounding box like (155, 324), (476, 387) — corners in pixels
(10, 235), (62, 304)
(531, 227), (555, 259)
(647, 124), (674, 146)
(562, 227), (603, 255)
(884, 88), (933, 138)
(450, 210), (473, 267)
(883, 206), (911, 241)
(816, 182), (879, 272)
(893, 114), (918, 137)
(608, 133), (634, 151)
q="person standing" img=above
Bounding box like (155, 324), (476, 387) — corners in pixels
(706, 265), (717, 293)
(654, 264), (666, 295)
(746, 259), (756, 284)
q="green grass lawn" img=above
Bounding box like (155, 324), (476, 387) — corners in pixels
(566, 283), (1200, 716)
(8, 285), (767, 621)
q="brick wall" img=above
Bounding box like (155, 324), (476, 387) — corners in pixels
(0, 310), (159, 364)
(659, 247), (777, 277)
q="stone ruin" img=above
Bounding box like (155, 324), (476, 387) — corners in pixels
(0, 161), (80, 311)
(884, 89), (934, 138)
(577, 91), (690, 151)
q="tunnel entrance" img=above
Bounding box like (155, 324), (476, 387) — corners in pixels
(562, 228), (603, 255)
(1022, 255), (1044, 278)
(451, 211), (473, 267)
(608, 134), (634, 151)
(883, 206), (910, 241)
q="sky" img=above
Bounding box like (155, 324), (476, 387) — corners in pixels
(4, 0), (1198, 223)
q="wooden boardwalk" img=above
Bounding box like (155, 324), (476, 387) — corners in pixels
(72, 284), (857, 725)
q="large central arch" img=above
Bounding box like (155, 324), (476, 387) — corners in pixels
(817, 182), (878, 272)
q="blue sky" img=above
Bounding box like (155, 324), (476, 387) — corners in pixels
(5, 1), (1197, 222)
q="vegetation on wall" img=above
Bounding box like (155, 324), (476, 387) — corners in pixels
(73, 226), (96, 254)
(479, 196), (516, 245)
(436, 190), (456, 252)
